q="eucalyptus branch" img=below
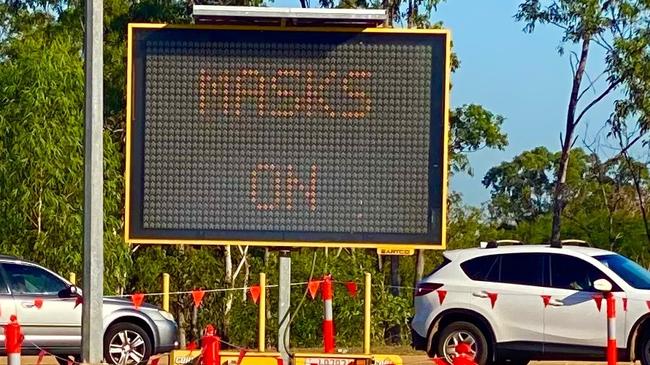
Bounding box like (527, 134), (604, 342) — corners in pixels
(578, 70), (606, 101)
(574, 79), (621, 127)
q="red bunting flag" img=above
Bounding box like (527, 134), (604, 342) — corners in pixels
(593, 294), (604, 312)
(646, 300), (650, 311)
(437, 290), (447, 305)
(308, 280), (321, 299)
(36, 350), (46, 365)
(74, 296), (83, 309)
(151, 357), (160, 365)
(186, 341), (198, 350)
(623, 297), (628, 312)
(236, 349), (248, 365)
(249, 285), (261, 304)
(131, 293), (145, 309)
(34, 297), (43, 309)
(487, 292), (498, 308)
(192, 289), (205, 308)
(345, 282), (358, 297)
(541, 295), (551, 308)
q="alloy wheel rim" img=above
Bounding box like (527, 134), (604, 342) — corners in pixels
(442, 330), (478, 363)
(109, 330), (146, 365)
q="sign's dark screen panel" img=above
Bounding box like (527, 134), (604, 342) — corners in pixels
(129, 27), (447, 246)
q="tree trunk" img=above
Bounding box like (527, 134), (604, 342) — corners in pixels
(550, 37), (591, 245)
(407, 0), (414, 28)
(178, 310), (187, 348)
(386, 256), (401, 344)
(414, 249), (425, 286)
(225, 245), (233, 284)
(623, 153), (650, 244)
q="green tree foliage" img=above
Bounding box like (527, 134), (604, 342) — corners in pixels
(450, 104), (508, 176)
(482, 147), (650, 265)
(0, 25), (130, 292)
(515, 0), (650, 243)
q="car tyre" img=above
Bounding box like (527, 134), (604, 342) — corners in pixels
(104, 322), (152, 365)
(640, 332), (650, 365)
(436, 321), (490, 365)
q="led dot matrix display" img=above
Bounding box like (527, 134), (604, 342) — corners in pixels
(127, 25), (450, 248)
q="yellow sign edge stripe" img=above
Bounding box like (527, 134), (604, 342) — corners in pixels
(128, 22), (450, 34)
(124, 24), (451, 250)
(127, 239), (441, 250)
(441, 29), (451, 250)
(124, 24), (134, 244)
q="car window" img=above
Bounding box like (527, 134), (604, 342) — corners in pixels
(596, 254), (650, 290)
(500, 253), (545, 286)
(3, 263), (67, 295)
(549, 254), (611, 292)
(461, 255), (500, 282)
(0, 269), (9, 295)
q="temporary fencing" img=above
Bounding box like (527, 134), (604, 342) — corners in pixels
(4, 272), (631, 365)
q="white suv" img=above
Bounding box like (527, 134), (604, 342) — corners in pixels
(411, 242), (650, 365)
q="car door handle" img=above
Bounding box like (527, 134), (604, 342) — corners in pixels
(21, 302), (35, 308)
(548, 299), (564, 307)
(472, 291), (489, 298)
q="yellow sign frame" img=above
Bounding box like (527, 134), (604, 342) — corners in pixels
(125, 23), (451, 250)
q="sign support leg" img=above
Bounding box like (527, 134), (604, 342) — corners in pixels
(279, 250), (291, 364)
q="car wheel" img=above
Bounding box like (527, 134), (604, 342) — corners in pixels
(436, 321), (489, 365)
(104, 322), (152, 365)
(640, 333), (650, 365)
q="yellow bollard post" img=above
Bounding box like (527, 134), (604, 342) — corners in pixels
(364, 272), (371, 355)
(258, 272), (266, 352)
(69, 273), (76, 285)
(162, 273), (170, 312)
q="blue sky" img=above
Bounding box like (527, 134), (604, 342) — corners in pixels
(273, 0), (622, 206)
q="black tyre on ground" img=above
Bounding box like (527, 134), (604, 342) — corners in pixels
(435, 321), (490, 365)
(103, 322), (152, 365)
(640, 333), (650, 365)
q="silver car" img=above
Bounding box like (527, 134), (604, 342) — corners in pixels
(0, 255), (178, 365)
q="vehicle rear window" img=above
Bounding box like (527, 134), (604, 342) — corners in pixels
(461, 253), (545, 286)
(461, 255), (499, 282)
(500, 253), (544, 286)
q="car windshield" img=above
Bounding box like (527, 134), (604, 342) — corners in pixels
(595, 254), (650, 290)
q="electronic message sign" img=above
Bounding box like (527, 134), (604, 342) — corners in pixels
(126, 24), (450, 249)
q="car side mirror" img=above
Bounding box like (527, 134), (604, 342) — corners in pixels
(59, 285), (81, 298)
(69, 285), (80, 296)
(594, 278), (613, 292)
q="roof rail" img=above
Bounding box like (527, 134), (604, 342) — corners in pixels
(479, 239), (524, 249)
(560, 239), (591, 247)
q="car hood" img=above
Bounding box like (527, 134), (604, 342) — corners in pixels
(102, 296), (159, 310)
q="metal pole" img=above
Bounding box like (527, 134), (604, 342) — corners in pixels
(82, 0), (104, 361)
(363, 272), (371, 355)
(258, 272), (266, 352)
(162, 273), (170, 312)
(606, 293), (616, 365)
(322, 274), (335, 353)
(278, 250), (291, 364)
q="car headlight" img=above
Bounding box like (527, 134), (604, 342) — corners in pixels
(159, 310), (175, 322)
